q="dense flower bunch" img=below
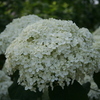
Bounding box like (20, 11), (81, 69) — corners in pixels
(93, 27), (100, 52)
(5, 19), (100, 92)
(0, 15), (42, 54)
(0, 70), (12, 98)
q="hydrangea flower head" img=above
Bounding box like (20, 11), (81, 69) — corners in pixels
(5, 18), (100, 92)
(0, 14), (42, 54)
(0, 70), (12, 98)
(93, 27), (100, 52)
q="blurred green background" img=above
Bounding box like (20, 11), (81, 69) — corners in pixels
(0, 0), (100, 33)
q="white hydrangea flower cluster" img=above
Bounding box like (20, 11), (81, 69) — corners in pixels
(5, 18), (100, 92)
(88, 80), (100, 100)
(0, 14), (42, 54)
(93, 27), (100, 52)
(0, 70), (12, 99)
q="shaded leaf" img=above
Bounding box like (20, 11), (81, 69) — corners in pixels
(82, 82), (91, 94)
(48, 80), (89, 100)
(93, 72), (100, 89)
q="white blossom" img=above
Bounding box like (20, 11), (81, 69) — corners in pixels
(0, 14), (42, 54)
(0, 70), (12, 99)
(88, 79), (100, 100)
(4, 18), (100, 92)
(93, 27), (100, 52)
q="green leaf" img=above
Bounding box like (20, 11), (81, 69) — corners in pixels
(48, 80), (89, 100)
(93, 72), (100, 89)
(82, 82), (91, 94)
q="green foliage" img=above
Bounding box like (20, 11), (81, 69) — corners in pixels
(0, 0), (100, 33)
(48, 80), (89, 100)
(93, 72), (100, 89)
(0, 0), (24, 32)
(0, 54), (5, 70)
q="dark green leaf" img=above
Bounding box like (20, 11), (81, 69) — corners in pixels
(93, 72), (100, 89)
(82, 82), (91, 94)
(48, 80), (89, 100)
